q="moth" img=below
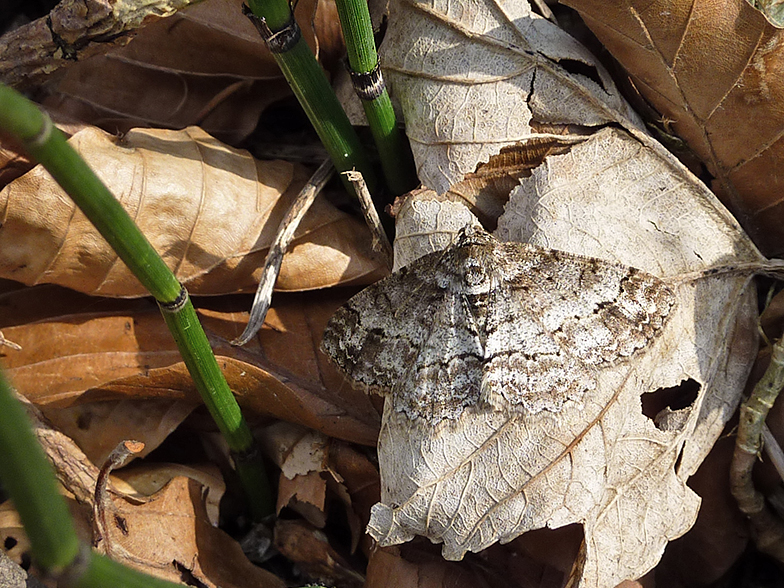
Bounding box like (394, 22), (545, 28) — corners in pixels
(322, 225), (675, 423)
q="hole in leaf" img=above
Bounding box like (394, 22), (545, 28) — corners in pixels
(557, 59), (605, 90)
(642, 378), (701, 431)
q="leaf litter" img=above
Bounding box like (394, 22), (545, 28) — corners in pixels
(2, 0), (784, 586)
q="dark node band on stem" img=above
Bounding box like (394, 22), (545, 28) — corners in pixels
(242, 4), (302, 54)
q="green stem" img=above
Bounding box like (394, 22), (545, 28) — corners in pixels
(0, 370), (80, 572)
(334, 0), (418, 195)
(246, 0), (379, 195)
(0, 369), (185, 587)
(0, 83), (273, 519)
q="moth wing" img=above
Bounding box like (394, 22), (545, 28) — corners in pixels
(481, 244), (675, 413)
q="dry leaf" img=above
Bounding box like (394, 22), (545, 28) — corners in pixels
(273, 518), (366, 588)
(0, 283), (380, 446)
(367, 6), (764, 584)
(328, 441), (380, 553)
(97, 476), (285, 588)
(38, 0), (343, 144)
(111, 463), (225, 526)
(562, 0), (784, 256)
(365, 543), (530, 588)
(42, 398), (198, 466)
(654, 435), (749, 587)
(0, 125), (387, 297)
(1, 469), (276, 588)
(747, 0), (784, 27)
(259, 422), (330, 526)
(360, 127), (762, 587)
(378, 0), (643, 193)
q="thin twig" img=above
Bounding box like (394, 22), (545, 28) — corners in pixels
(233, 158), (334, 346)
(0, 330), (21, 350)
(731, 339), (784, 561)
(342, 170), (393, 268)
(93, 440), (144, 556)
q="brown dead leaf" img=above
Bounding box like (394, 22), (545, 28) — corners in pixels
(563, 0), (784, 256)
(99, 476), (285, 588)
(329, 441), (380, 553)
(273, 518), (365, 588)
(42, 398), (198, 467)
(0, 135), (33, 188)
(0, 283), (380, 446)
(365, 543), (532, 588)
(37, 0), (343, 144)
(1, 462), (273, 588)
(0, 125), (387, 297)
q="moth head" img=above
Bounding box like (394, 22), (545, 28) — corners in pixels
(453, 225), (495, 294)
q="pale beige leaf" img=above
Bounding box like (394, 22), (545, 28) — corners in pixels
(372, 127), (763, 588)
(0, 126), (386, 296)
(379, 0), (643, 193)
(368, 2), (763, 582)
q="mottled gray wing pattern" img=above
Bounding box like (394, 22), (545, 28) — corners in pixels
(481, 241), (676, 413)
(322, 225), (675, 422)
(322, 250), (486, 421)
(321, 261), (440, 394)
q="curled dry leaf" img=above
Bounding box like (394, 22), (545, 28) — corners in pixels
(41, 397), (199, 467)
(0, 125), (387, 297)
(562, 0), (784, 256)
(111, 462), (226, 526)
(379, 0), (643, 193)
(0, 283), (380, 446)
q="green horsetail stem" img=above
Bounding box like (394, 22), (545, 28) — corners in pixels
(0, 83), (273, 521)
(333, 0), (418, 195)
(245, 0), (382, 195)
(0, 372), (184, 587)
